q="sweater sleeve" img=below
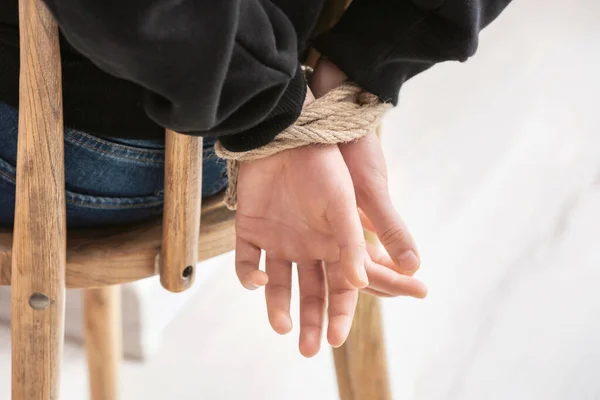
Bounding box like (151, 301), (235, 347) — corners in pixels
(313, 0), (513, 104)
(42, 0), (306, 152)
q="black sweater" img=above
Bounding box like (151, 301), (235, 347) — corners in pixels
(0, 0), (512, 152)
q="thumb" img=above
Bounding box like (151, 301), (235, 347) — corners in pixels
(360, 192), (420, 275)
(339, 135), (420, 275)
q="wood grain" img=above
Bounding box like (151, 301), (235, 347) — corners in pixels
(160, 130), (203, 292)
(84, 286), (122, 400)
(333, 293), (392, 400)
(0, 191), (235, 288)
(11, 0), (66, 398)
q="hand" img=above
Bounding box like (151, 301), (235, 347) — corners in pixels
(234, 143), (368, 354)
(311, 58), (421, 274)
(234, 82), (425, 358)
(235, 144), (426, 357)
(235, 143), (369, 284)
(341, 134), (421, 275)
(236, 84), (368, 287)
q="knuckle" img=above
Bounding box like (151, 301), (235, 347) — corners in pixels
(300, 294), (326, 308)
(379, 224), (408, 247)
(266, 249), (287, 260)
(266, 283), (291, 296)
(329, 288), (356, 297)
(328, 310), (354, 319)
(391, 275), (407, 290)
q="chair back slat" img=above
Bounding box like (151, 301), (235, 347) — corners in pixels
(12, 0), (66, 398)
(160, 130), (203, 292)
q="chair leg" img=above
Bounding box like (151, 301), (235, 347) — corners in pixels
(84, 286), (122, 400)
(332, 292), (392, 400)
(11, 276), (66, 400)
(12, 0), (67, 396)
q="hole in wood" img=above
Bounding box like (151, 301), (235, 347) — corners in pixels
(182, 266), (194, 279)
(29, 292), (50, 310)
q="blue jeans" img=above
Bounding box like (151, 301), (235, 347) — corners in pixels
(0, 103), (228, 228)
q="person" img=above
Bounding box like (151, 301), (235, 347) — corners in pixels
(0, 0), (513, 357)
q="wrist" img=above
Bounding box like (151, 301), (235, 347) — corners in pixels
(309, 58), (347, 98)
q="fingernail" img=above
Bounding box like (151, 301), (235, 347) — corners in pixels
(397, 250), (420, 273)
(245, 282), (261, 290)
(417, 282), (428, 298)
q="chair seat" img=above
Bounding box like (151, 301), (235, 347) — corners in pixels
(0, 193), (235, 288)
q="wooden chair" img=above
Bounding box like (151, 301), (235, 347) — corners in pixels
(0, 0), (391, 398)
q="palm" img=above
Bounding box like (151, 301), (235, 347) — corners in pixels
(236, 144), (351, 263)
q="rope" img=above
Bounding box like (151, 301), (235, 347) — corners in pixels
(215, 82), (392, 209)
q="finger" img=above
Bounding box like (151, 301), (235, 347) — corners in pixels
(361, 287), (395, 298)
(265, 256), (293, 335)
(298, 261), (327, 358)
(327, 195), (369, 289)
(325, 260), (359, 348)
(365, 258), (427, 299)
(361, 194), (420, 275)
(235, 236), (267, 290)
(366, 241), (407, 275)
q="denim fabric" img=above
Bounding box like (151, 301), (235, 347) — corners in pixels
(0, 102), (228, 228)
